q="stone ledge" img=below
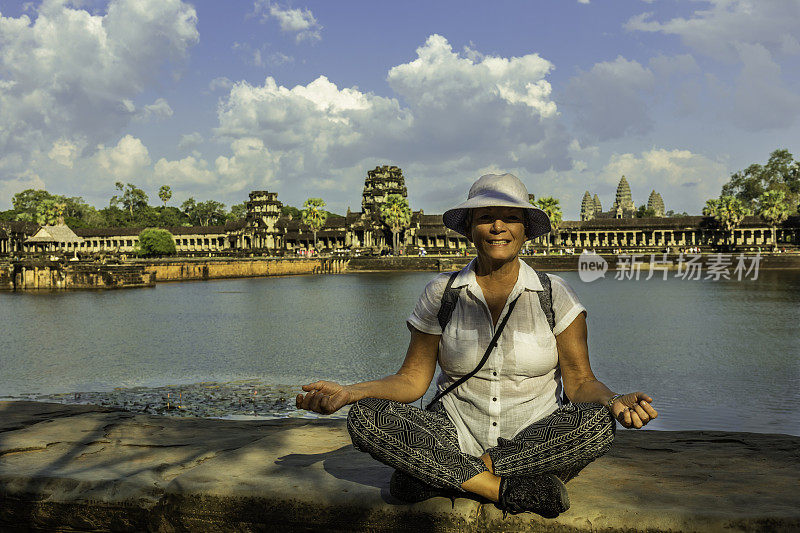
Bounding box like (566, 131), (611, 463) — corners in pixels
(0, 401), (797, 532)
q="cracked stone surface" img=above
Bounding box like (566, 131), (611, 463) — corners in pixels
(1, 401), (798, 532)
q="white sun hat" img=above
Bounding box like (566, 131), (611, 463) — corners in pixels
(442, 173), (552, 240)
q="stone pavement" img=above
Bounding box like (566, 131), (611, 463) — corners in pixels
(0, 401), (798, 532)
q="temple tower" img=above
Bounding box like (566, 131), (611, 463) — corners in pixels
(611, 176), (636, 218)
(647, 190), (665, 217)
(593, 194), (602, 214)
(243, 191), (283, 249)
(580, 191), (595, 221)
(361, 165), (408, 221)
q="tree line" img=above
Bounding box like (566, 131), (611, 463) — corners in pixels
(2, 149), (797, 253)
(0, 182), (253, 229)
(704, 148), (799, 250)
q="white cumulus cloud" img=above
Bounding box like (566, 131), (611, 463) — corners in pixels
(211, 34), (572, 210)
(178, 132), (204, 151)
(137, 98), (174, 121)
(93, 135), (152, 181)
(597, 149), (728, 215)
(387, 35), (557, 118)
(625, 0), (800, 61)
(0, 0), (199, 204)
(730, 43), (800, 130)
(564, 56), (655, 141)
(154, 155), (217, 186)
(255, 1), (322, 42)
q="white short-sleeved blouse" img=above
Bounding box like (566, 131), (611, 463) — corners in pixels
(406, 258), (587, 457)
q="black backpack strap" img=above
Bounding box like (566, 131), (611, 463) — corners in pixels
(534, 269), (570, 405)
(534, 270), (555, 332)
(437, 271), (462, 332)
(426, 293), (522, 410)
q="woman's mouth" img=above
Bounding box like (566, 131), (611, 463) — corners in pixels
(487, 240), (511, 246)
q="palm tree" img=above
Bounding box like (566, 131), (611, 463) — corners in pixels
(702, 199), (720, 218)
(158, 185), (172, 208)
(380, 195), (412, 255)
(704, 196), (750, 250)
(302, 198), (328, 251)
(757, 190), (790, 251)
(536, 197), (562, 254)
(36, 199), (65, 226)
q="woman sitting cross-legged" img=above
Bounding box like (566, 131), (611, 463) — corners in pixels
(296, 173), (657, 518)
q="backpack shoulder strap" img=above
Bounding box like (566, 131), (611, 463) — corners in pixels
(534, 269), (571, 404)
(437, 271), (462, 332)
(534, 270), (555, 332)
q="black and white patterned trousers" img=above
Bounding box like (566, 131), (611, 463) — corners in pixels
(346, 398), (615, 490)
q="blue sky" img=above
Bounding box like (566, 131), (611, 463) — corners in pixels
(1, 0), (799, 219)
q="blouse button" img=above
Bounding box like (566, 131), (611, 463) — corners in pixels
(492, 397), (497, 401)
(492, 422), (497, 426)
(492, 371), (497, 376)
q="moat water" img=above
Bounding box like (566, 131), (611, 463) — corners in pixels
(1, 270), (798, 436)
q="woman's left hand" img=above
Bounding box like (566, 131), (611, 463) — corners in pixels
(610, 392), (658, 429)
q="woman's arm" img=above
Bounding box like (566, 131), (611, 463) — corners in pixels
(556, 312), (658, 429)
(296, 326), (440, 415)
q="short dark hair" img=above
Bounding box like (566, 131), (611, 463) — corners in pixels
(465, 210), (474, 242)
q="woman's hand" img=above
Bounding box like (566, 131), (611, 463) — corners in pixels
(296, 381), (355, 415)
(610, 392), (658, 429)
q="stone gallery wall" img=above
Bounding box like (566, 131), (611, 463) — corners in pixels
(142, 258), (325, 282)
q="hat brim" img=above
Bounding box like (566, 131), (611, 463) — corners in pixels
(443, 193), (552, 240)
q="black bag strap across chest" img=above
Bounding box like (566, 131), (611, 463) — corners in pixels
(427, 268), (557, 410)
(426, 292), (522, 410)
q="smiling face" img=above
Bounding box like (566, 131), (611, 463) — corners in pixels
(469, 206), (527, 265)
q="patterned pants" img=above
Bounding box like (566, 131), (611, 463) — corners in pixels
(347, 398), (615, 490)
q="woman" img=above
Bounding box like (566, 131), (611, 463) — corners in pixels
(296, 173), (657, 517)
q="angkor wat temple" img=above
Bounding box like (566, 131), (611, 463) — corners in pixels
(1, 165), (799, 257)
(580, 176), (665, 220)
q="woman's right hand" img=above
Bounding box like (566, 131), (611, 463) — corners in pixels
(296, 381), (356, 415)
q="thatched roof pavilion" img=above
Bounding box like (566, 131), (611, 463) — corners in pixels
(24, 224), (84, 251)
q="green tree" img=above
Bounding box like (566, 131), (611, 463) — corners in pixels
(12, 189), (55, 220)
(110, 182), (149, 225)
(379, 194), (412, 254)
(158, 206), (191, 227)
(228, 202), (247, 221)
(99, 206), (128, 227)
(756, 190), (790, 251)
(158, 185), (172, 208)
(636, 205), (656, 218)
(722, 149), (800, 213)
(35, 199), (65, 225)
(666, 210), (690, 217)
(181, 197), (196, 220)
(136, 228), (177, 257)
(703, 196), (750, 250)
(281, 205), (302, 219)
(536, 197), (562, 253)
(181, 198), (226, 226)
(197, 200), (226, 226)
(301, 198), (328, 250)
(702, 199), (720, 218)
